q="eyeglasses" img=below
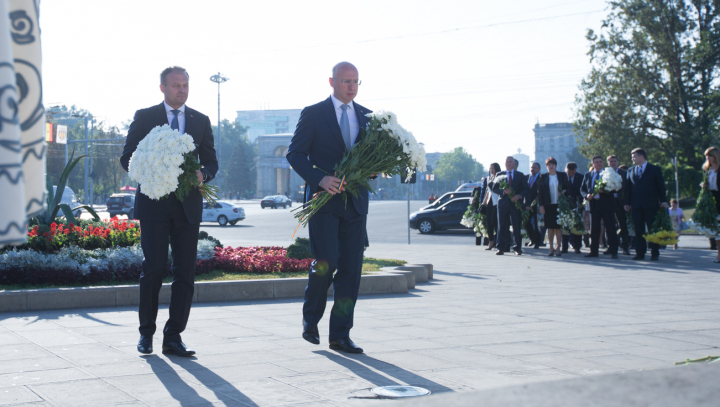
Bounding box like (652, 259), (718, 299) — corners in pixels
(338, 79), (361, 85)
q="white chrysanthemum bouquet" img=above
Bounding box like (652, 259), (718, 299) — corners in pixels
(583, 168), (622, 205)
(293, 111), (426, 227)
(128, 124), (219, 205)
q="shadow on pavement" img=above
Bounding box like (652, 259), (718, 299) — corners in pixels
(146, 355), (260, 406)
(313, 350), (454, 394)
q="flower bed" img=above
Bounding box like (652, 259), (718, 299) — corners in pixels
(0, 243), (311, 287)
(25, 218), (141, 252)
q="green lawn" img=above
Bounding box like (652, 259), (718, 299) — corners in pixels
(0, 257), (406, 291)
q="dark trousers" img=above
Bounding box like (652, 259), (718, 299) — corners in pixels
(487, 205), (497, 242)
(632, 207), (660, 258)
(591, 208), (618, 255)
(524, 207), (541, 246)
(562, 234), (582, 251)
(138, 196), (199, 342)
(497, 203), (522, 251)
(615, 200), (630, 251)
(304, 199), (367, 341)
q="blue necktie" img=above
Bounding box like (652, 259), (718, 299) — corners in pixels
(340, 104), (351, 149)
(170, 109), (180, 131)
(637, 165), (643, 179)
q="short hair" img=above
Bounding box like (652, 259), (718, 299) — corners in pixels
(607, 155), (618, 161)
(566, 162), (577, 171)
(532, 162), (541, 168)
(545, 157), (557, 166)
(619, 165), (629, 170)
(592, 155), (603, 162)
(670, 198), (678, 204)
(160, 66), (189, 85)
(631, 148), (647, 159)
(513, 158), (519, 166)
(332, 61), (357, 77)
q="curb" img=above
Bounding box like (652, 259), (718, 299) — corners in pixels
(0, 264), (433, 312)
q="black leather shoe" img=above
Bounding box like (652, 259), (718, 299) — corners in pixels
(632, 255), (645, 260)
(533, 244), (540, 249)
(137, 335), (153, 354)
(329, 337), (363, 354)
(514, 250), (522, 256)
(302, 321), (320, 345)
(584, 253), (599, 258)
(650, 255), (659, 261)
(162, 341), (195, 357)
(561, 250), (569, 254)
(496, 250), (504, 255)
(603, 250), (611, 255)
(623, 249), (631, 255)
(574, 248), (582, 254)
(611, 254), (619, 259)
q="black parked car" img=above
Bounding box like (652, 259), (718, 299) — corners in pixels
(410, 197), (472, 234)
(260, 195), (293, 209)
(422, 191), (472, 211)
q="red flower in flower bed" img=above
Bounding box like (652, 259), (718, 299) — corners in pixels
(194, 246), (312, 275)
(23, 218), (142, 253)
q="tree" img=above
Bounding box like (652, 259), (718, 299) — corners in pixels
(574, 0), (720, 168)
(434, 147), (484, 182)
(566, 147), (591, 172)
(211, 120), (255, 197)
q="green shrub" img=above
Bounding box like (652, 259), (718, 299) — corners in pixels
(287, 237), (313, 260)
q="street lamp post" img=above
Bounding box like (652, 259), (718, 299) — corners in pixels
(209, 72), (229, 190)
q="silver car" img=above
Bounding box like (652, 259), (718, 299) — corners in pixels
(202, 201), (246, 226)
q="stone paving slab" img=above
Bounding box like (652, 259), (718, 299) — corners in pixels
(0, 244), (718, 406)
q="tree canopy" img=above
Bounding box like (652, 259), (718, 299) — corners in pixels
(574, 0), (720, 168)
(434, 147), (487, 182)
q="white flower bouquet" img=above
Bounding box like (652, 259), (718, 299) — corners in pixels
(128, 124), (219, 205)
(583, 168), (622, 206)
(293, 111), (426, 227)
(462, 204), (487, 237)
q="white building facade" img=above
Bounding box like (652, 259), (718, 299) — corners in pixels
(533, 122), (579, 173)
(236, 109), (302, 142)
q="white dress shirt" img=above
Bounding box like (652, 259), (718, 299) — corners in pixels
(330, 94), (359, 146)
(549, 174), (559, 204)
(164, 101), (186, 134)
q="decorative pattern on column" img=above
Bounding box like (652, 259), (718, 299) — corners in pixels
(9, 0), (45, 218)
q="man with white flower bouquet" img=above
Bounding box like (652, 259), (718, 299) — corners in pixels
(287, 62), (426, 354)
(490, 156), (528, 255)
(581, 155), (619, 258)
(120, 67), (218, 357)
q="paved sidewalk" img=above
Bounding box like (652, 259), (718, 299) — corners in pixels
(1, 245), (719, 406)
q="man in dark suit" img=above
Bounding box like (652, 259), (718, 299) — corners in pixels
(607, 155), (630, 255)
(287, 62), (371, 354)
(524, 162), (542, 249)
(624, 148), (668, 261)
(581, 155), (619, 258)
(472, 176), (488, 246)
(120, 67), (218, 357)
(562, 162), (584, 254)
(491, 156), (528, 255)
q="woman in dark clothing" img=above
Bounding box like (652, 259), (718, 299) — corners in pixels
(537, 157), (570, 256)
(482, 163), (502, 250)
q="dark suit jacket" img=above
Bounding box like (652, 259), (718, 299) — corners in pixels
(524, 172), (541, 207)
(536, 172), (570, 208)
(624, 163), (667, 210)
(286, 97), (372, 215)
(472, 176), (488, 208)
(491, 170), (527, 208)
(120, 102), (218, 224)
(566, 172), (584, 210)
(612, 168), (627, 204)
(581, 170), (615, 212)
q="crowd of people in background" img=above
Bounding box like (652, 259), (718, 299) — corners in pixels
(470, 147), (720, 263)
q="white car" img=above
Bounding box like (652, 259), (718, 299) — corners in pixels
(52, 186), (82, 217)
(456, 182), (483, 193)
(202, 201), (245, 226)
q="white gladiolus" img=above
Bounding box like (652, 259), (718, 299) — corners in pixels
(128, 124), (195, 200)
(601, 168), (623, 192)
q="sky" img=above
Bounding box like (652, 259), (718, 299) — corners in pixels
(40, 0), (609, 167)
